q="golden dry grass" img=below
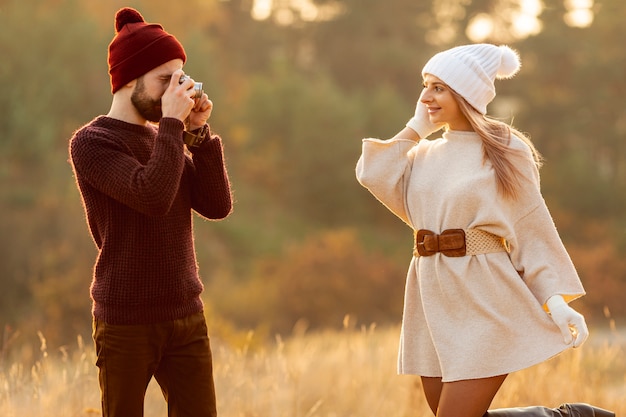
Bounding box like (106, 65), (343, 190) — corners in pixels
(0, 323), (623, 417)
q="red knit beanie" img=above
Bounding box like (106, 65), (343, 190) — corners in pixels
(108, 8), (187, 93)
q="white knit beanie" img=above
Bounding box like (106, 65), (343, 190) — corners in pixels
(422, 44), (521, 114)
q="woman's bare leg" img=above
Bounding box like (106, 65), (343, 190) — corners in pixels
(421, 374), (507, 417)
(421, 376), (443, 415)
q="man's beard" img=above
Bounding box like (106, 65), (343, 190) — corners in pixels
(131, 77), (162, 123)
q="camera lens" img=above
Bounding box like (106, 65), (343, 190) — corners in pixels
(179, 75), (204, 99)
(192, 82), (204, 99)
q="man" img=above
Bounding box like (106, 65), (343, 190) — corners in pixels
(69, 7), (232, 417)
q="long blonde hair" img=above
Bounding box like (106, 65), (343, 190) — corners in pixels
(451, 90), (543, 200)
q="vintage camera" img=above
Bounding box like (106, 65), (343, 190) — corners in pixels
(179, 74), (204, 99)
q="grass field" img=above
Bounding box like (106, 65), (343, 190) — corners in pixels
(1, 322), (623, 417)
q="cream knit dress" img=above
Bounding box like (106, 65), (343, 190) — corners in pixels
(356, 130), (585, 382)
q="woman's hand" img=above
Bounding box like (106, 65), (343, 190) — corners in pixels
(547, 295), (589, 348)
(405, 93), (445, 139)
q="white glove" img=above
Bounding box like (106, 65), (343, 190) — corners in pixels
(546, 295), (589, 348)
(405, 99), (444, 139)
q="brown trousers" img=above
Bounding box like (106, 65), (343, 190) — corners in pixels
(93, 312), (217, 417)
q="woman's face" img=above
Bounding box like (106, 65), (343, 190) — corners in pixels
(420, 74), (472, 131)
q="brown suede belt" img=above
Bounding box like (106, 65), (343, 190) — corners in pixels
(413, 228), (509, 257)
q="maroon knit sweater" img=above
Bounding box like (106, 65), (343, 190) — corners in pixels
(69, 116), (232, 325)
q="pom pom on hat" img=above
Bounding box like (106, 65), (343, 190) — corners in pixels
(108, 7), (186, 93)
(422, 43), (521, 114)
(496, 45), (521, 79)
(114, 7), (145, 33)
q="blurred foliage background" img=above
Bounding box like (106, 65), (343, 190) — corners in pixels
(1, 0), (625, 350)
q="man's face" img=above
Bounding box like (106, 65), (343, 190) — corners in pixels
(130, 59), (184, 123)
(131, 76), (162, 123)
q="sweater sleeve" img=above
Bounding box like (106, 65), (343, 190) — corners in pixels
(356, 138), (418, 227)
(498, 139), (585, 307)
(186, 132), (233, 220)
(506, 192), (585, 308)
(70, 118), (186, 216)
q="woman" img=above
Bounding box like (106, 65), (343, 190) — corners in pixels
(356, 44), (612, 417)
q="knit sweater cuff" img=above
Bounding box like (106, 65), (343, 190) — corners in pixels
(159, 117), (185, 142)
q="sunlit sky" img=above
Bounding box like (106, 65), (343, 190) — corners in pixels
(251, 0), (272, 20)
(466, 0), (544, 42)
(252, 0), (321, 23)
(564, 0), (595, 28)
(252, 0), (595, 34)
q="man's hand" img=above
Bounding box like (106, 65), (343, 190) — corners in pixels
(161, 69), (196, 122)
(187, 93), (213, 131)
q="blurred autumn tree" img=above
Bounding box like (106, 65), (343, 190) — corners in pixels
(0, 0), (624, 347)
(515, 1), (626, 219)
(212, 229), (407, 334)
(0, 0), (109, 342)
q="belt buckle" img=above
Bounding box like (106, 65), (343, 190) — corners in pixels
(439, 229), (466, 257)
(415, 229), (437, 256)
(415, 229), (466, 257)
